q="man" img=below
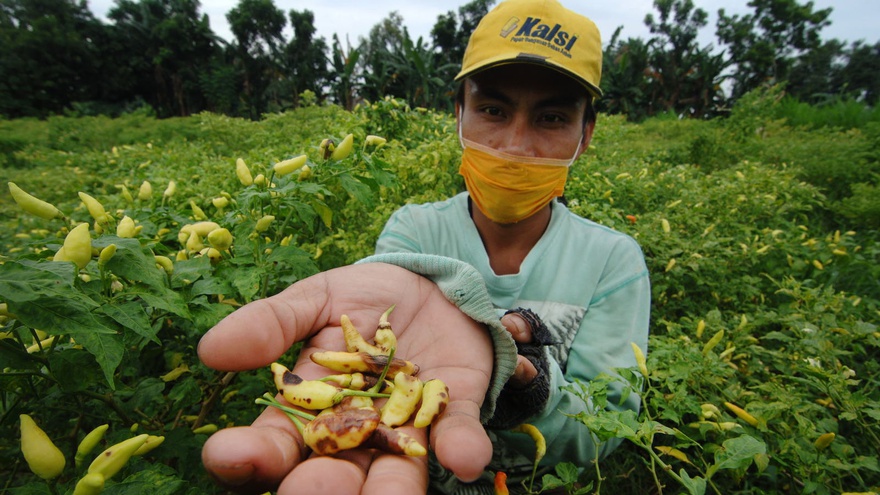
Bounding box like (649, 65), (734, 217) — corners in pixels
(198, 1), (650, 494)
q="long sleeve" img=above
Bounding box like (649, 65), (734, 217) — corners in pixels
(494, 265), (651, 466)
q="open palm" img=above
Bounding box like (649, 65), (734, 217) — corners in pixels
(198, 262), (496, 495)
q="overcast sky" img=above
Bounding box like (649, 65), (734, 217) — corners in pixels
(87, 0), (877, 50)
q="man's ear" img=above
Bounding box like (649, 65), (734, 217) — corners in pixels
(577, 120), (596, 157)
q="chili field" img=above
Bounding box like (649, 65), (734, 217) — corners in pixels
(1, 91), (878, 494)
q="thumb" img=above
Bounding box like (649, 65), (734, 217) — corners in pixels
(500, 312), (532, 343)
(429, 400), (492, 482)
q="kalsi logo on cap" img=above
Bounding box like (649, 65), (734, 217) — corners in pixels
(500, 16), (578, 58)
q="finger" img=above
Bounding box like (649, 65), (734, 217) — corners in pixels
(509, 354), (538, 387)
(278, 455), (369, 495)
(202, 407), (306, 493)
(362, 449), (429, 495)
(501, 312), (532, 343)
(198, 272), (332, 371)
(430, 399), (492, 482)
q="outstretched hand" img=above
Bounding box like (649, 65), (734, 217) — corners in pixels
(198, 262), (495, 495)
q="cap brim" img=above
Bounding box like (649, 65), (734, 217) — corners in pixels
(455, 55), (603, 98)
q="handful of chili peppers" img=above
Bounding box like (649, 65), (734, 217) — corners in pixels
(257, 306), (449, 457)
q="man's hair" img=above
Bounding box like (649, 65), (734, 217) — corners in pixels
(455, 80), (597, 126)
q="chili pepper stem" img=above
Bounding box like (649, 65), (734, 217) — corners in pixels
(379, 305), (396, 328)
(256, 394), (315, 427)
(343, 389), (391, 399)
(370, 345), (396, 394)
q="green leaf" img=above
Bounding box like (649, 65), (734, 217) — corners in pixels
(100, 301), (159, 344)
(168, 376), (202, 409)
(311, 199), (333, 228)
(76, 330), (124, 387)
(339, 173), (374, 206)
(0, 259), (76, 303)
(98, 236), (166, 288)
(102, 467), (187, 495)
(679, 469), (707, 495)
(170, 256), (214, 287)
(132, 286), (191, 318)
(8, 482), (52, 495)
(710, 435), (767, 475)
(554, 462), (581, 484)
(48, 348), (103, 392)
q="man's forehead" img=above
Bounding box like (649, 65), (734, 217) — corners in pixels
(465, 64), (589, 104)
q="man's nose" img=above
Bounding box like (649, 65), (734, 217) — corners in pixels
(495, 115), (537, 157)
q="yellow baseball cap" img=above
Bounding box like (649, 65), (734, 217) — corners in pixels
(455, 0), (603, 97)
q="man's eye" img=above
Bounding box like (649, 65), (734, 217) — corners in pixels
(480, 106), (503, 117)
(540, 114), (567, 124)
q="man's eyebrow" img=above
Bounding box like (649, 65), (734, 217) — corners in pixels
(472, 85), (584, 110)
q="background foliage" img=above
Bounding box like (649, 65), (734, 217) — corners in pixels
(1, 0), (878, 121)
(1, 88), (878, 493)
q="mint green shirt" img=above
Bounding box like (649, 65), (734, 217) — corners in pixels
(374, 192), (651, 493)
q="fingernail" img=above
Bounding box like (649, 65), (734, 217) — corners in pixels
(208, 463), (255, 487)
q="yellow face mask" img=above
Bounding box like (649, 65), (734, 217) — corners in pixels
(458, 136), (579, 224)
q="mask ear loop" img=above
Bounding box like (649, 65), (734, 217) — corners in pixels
(458, 104), (584, 167)
(566, 130), (584, 167)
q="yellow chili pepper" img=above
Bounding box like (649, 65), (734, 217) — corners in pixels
(274, 155), (308, 176)
(162, 180), (177, 200)
(181, 221), (221, 239)
(363, 423), (426, 456)
(700, 403), (720, 419)
(374, 305), (398, 355)
(340, 314), (384, 355)
(702, 330), (724, 356)
(364, 135), (387, 148)
(116, 216), (137, 238)
(154, 255), (174, 275)
(235, 158), (253, 186)
(207, 228), (233, 251)
(119, 184), (133, 204)
(87, 434), (149, 480)
(212, 196), (229, 209)
(19, 414), (66, 480)
(309, 350), (419, 378)
(78, 192), (111, 225)
(72, 472), (105, 495)
(132, 435), (165, 456)
(192, 424), (218, 435)
(255, 215), (275, 233)
(630, 342), (648, 377)
(98, 244), (117, 264)
(414, 379), (450, 428)
(160, 363), (189, 382)
(724, 401), (759, 427)
(297, 164), (313, 181)
(330, 134), (354, 161)
(189, 200), (207, 220)
(54, 223), (92, 269)
(75, 424), (109, 468)
(137, 181), (152, 201)
(303, 399), (381, 455)
(655, 445), (691, 464)
(814, 432), (835, 451)
(8, 182), (63, 220)
(511, 423), (546, 463)
(380, 372), (423, 427)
